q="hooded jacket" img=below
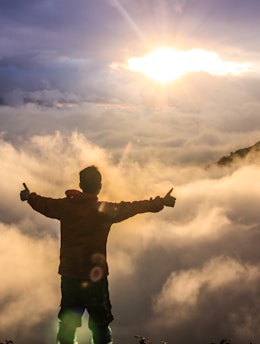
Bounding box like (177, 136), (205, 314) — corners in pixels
(28, 189), (165, 280)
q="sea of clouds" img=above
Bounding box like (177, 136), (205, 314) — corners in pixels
(0, 128), (259, 344)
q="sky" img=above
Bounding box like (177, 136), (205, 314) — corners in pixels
(0, 0), (260, 343)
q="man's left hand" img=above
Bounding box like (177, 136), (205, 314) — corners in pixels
(163, 188), (176, 207)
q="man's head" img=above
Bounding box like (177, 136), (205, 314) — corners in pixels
(79, 165), (102, 194)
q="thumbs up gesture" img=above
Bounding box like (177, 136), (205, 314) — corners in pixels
(163, 188), (176, 207)
(20, 183), (30, 201)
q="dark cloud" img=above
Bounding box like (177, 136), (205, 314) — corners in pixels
(1, 72), (260, 169)
(1, 0), (259, 114)
(0, 0), (127, 60)
(1, 0), (259, 73)
(0, 0), (114, 38)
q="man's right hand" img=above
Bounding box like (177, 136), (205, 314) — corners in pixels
(20, 183), (30, 201)
(163, 188), (176, 207)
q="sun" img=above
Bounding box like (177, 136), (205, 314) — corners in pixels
(127, 47), (185, 83)
(127, 47), (251, 83)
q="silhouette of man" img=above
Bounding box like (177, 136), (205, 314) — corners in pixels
(20, 165), (176, 344)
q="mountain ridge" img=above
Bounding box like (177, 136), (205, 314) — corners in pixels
(214, 141), (260, 167)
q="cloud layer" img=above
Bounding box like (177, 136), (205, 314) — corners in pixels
(0, 132), (259, 343)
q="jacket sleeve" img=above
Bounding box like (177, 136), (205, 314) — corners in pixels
(27, 192), (64, 220)
(100, 196), (165, 223)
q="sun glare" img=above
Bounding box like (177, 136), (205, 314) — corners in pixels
(127, 47), (251, 83)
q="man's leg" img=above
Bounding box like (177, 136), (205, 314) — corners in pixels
(89, 323), (112, 344)
(57, 277), (85, 344)
(87, 278), (114, 344)
(57, 320), (77, 344)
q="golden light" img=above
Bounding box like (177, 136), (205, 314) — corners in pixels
(127, 47), (251, 83)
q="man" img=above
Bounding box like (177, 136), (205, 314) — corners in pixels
(20, 165), (176, 344)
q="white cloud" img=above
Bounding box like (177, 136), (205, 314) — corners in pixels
(1, 130), (260, 343)
(152, 256), (260, 324)
(0, 222), (59, 341)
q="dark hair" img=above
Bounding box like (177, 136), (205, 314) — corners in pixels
(79, 165), (102, 194)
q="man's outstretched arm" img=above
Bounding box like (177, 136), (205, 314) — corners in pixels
(101, 188), (176, 222)
(20, 183), (63, 219)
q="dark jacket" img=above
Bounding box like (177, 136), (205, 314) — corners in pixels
(28, 189), (165, 280)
